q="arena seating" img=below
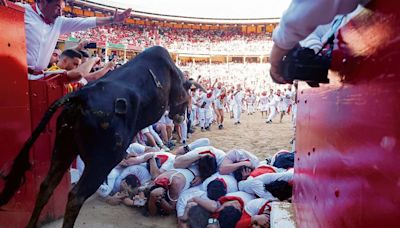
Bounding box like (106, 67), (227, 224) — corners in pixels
(67, 24), (273, 55)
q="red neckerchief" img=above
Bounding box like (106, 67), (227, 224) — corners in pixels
(250, 165), (276, 178)
(156, 154), (169, 165)
(219, 94), (226, 100)
(207, 92), (212, 98)
(215, 178), (227, 189)
(211, 196), (245, 219)
(31, 3), (51, 24)
(154, 177), (169, 189)
(257, 201), (272, 215)
(198, 150), (216, 158)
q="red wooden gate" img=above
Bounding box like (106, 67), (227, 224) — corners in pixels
(0, 3), (70, 227)
(294, 1), (400, 227)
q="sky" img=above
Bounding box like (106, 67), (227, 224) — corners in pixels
(87, 0), (292, 19)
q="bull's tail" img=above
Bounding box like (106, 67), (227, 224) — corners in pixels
(0, 93), (76, 206)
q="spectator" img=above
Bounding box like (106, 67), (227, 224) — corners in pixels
(14, 0), (131, 78)
(47, 48), (61, 68)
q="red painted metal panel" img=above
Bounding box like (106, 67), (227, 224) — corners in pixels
(294, 1), (400, 228)
(29, 75), (71, 225)
(0, 3), (70, 227)
(0, 1), (34, 218)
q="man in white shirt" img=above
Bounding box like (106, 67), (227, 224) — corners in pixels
(266, 90), (281, 124)
(16, 0), (131, 79)
(259, 91), (269, 118)
(219, 149), (260, 175)
(198, 90), (215, 131)
(269, 0), (361, 84)
(238, 169), (294, 200)
(233, 84), (244, 125)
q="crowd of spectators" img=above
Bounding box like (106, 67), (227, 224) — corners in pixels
(66, 24), (273, 55)
(180, 62), (273, 93)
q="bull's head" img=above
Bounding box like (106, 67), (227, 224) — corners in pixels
(168, 66), (205, 124)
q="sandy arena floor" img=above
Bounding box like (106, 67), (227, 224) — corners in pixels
(43, 111), (294, 228)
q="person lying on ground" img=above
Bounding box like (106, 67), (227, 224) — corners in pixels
(185, 191), (255, 228)
(236, 198), (273, 228)
(174, 146), (225, 186)
(238, 168), (294, 201)
(146, 166), (201, 216)
(219, 149), (260, 175)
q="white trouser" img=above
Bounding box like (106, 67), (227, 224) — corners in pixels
(267, 106), (278, 122)
(233, 104), (242, 122)
(77, 155), (85, 179)
(148, 125), (164, 146)
(247, 104), (254, 114)
(97, 167), (123, 198)
(180, 119), (187, 142)
(194, 107), (200, 125)
(199, 108), (211, 128)
(188, 138), (210, 149)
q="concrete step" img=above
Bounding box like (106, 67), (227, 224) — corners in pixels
(270, 202), (296, 228)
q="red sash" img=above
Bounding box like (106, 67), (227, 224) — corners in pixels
(250, 166), (276, 178)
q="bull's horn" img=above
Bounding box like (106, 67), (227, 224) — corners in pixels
(189, 80), (206, 92)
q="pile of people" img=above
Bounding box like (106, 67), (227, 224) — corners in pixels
(84, 135), (295, 228)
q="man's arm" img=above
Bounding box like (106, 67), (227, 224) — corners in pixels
(96, 8), (132, 26)
(173, 150), (202, 168)
(0, 0), (7, 7)
(122, 153), (153, 166)
(192, 197), (219, 213)
(273, 0), (359, 50)
(66, 57), (99, 81)
(60, 8), (132, 34)
(269, 0), (360, 84)
(84, 61), (114, 82)
(219, 159), (252, 175)
(149, 156), (162, 179)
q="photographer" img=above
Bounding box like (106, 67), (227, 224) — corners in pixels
(269, 0), (361, 84)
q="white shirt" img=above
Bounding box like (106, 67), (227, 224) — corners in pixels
(238, 169), (294, 199)
(183, 146), (226, 167)
(234, 90), (244, 106)
(113, 165), (152, 193)
(269, 94), (280, 108)
(201, 173), (238, 193)
(272, 0), (360, 49)
(126, 143), (146, 156)
(148, 151), (176, 171)
(21, 3), (96, 72)
(259, 95), (269, 106)
(176, 186), (207, 217)
(199, 93), (215, 109)
(244, 198), (270, 216)
(224, 149), (260, 168)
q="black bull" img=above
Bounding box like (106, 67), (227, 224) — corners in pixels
(0, 46), (204, 227)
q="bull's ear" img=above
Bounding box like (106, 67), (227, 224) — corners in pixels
(183, 80), (192, 91)
(184, 80), (206, 92)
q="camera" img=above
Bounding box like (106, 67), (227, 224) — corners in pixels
(84, 42), (97, 49)
(281, 47), (331, 87)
